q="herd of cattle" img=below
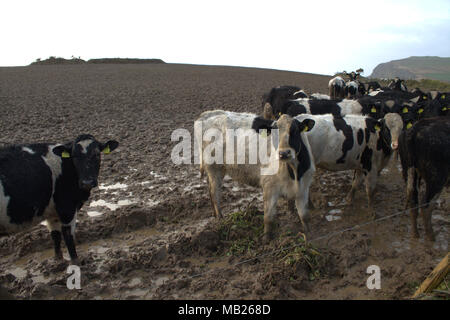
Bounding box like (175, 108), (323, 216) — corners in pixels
(197, 74), (449, 242)
(0, 73), (448, 273)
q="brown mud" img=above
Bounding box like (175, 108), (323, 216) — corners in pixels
(0, 64), (447, 299)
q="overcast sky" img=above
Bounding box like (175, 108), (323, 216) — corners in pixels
(1, 0), (449, 75)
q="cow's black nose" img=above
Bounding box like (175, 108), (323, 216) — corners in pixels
(80, 179), (97, 190)
(279, 150), (291, 159)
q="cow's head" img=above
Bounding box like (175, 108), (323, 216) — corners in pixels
(375, 113), (403, 150)
(53, 134), (119, 191)
(252, 115), (315, 166)
(398, 102), (418, 129)
(261, 86), (303, 120)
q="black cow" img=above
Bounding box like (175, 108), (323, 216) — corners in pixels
(262, 86), (307, 119)
(398, 117), (449, 241)
(0, 134), (119, 263)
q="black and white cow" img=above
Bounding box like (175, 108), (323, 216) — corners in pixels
(264, 96), (384, 120)
(388, 78), (408, 92)
(398, 117), (450, 241)
(195, 110), (315, 239)
(328, 76), (346, 99)
(344, 80), (365, 99)
(367, 81), (381, 93)
(295, 113), (404, 216)
(0, 135), (119, 263)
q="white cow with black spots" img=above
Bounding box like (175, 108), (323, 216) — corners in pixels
(195, 110), (316, 239)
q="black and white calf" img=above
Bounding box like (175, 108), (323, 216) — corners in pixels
(328, 76), (346, 99)
(0, 135), (119, 263)
(398, 117), (450, 241)
(195, 110), (315, 239)
(344, 81), (365, 99)
(295, 113), (404, 215)
(388, 78), (408, 92)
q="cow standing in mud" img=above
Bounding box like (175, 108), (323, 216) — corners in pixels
(399, 117), (450, 241)
(195, 110), (315, 239)
(0, 135), (119, 264)
(294, 113), (404, 216)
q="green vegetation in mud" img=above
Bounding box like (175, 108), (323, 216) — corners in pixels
(218, 205), (264, 256)
(217, 206), (332, 281)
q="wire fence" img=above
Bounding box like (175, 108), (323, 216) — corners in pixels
(183, 199), (441, 281)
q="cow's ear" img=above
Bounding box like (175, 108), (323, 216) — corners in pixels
(101, 140), (119, 154)
(297, 119), (315, 132)
(252, 117), (276, 133)
(53, 143), (72, 158)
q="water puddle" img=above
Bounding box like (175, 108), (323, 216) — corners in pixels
(325, 209), (342, 222)
(89, 199), (135, 211)
(99, 182), (129, 190)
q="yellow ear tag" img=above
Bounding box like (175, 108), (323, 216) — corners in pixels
(443, 106), (448, 111)
(375, 124), (381, 131)
(302, 126), (309, 132)
(402, 107), (408, 113)
(442, 94), (446, 99)
(418, 108), (424, 114)
(371, 107), (377, 113)
(278, 112), (282, 116)
(102, 145), (111, 154)
(406, 122), (412, 129)
(61, 151), (70, 158)
(423, 96), (427, 100)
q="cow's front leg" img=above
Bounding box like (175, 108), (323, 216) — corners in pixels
(45, 218), (63, 260)
(295, 190), (310, 233)
(61, 214), (79, 265)
(365, 171), (378, 219)
(263, 188), (278, 242)
(346, 170), (363, 205)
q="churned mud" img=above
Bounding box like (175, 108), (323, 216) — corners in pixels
(0, 64), (447, 299)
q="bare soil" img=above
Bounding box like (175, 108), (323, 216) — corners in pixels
(0, 64), (447, 299)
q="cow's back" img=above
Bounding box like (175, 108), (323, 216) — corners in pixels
(0, 144), (55, 233)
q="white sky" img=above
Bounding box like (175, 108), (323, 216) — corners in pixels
(1, 0), (449, 75)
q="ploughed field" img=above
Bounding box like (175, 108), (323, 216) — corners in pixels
(0, 64), (448, 299)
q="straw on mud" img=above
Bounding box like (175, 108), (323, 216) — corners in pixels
(184, 199), (440, 281)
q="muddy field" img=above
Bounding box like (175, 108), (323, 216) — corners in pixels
(0, 63), (448, 300)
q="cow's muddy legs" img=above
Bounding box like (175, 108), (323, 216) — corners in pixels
(263, 189), (278, 242)
(345, 170), (363, 205)
(206, 171), (223, 219)
(62, 225), (79, 265)
(46, 218), (63, 260)
(405, 168), (420, 238)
